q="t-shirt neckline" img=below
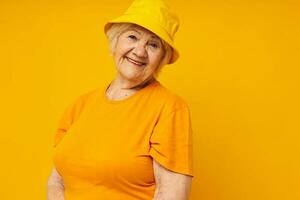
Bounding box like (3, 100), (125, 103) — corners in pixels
(101, 79), (159, 105)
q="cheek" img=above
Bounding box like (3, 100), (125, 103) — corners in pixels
(149, 51), (164, 66)
(115, 39), (132, 55)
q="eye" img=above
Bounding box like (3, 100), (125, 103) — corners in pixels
(128, 35), (137, 40)
(149, 43), (159, 49)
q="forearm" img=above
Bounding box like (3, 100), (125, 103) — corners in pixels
(152, 186), (161, 200)
(152, 182), (192, 200)
(47, 184), (65, 200)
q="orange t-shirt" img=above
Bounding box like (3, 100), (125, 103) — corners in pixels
(53, 79), (193, 200)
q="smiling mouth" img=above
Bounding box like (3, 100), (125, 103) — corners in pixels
(125, 57), (147, 67)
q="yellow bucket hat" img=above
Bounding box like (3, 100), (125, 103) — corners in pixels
(104, 0), (180, 64)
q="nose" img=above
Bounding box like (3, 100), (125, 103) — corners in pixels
(132, 42), (147, 58)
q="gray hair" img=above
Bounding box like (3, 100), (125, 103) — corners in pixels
(105, 23), (173, 78)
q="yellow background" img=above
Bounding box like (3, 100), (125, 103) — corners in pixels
(1, 0), (299, 199)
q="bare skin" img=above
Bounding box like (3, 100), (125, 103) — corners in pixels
(108, 24), (165, 95)
(47, 167), (64, 200)
(152, 159), (193, 200)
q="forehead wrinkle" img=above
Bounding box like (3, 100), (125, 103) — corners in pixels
(130, 28), (160, 41)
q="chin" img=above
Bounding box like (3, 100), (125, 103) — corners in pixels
(117, 71), (141, 82)
(118, 66), (140, 77)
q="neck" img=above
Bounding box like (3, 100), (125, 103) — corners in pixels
(110, 75), (155, 91)
(105, 75), (156, 99)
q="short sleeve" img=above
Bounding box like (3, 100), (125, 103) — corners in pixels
(149, 105), (194, 177)
(53, 95), (85, 148)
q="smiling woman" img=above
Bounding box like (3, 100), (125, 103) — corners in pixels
(47, 0), (194, 200)
(106, 23), (173, 82)
(110, 24), (166, 87)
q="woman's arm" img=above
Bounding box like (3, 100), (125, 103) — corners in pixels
(152, 159), (192, 200)
(47, 167), (65, 200)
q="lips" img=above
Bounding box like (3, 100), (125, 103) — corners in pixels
(125, 57), (146, 66)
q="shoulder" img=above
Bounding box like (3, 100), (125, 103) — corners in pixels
(63, 86), (101, 115)
(152, 82), (190, 111)
(71, 87), (101, 106)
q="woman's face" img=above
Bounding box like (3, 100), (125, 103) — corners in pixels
(112, 24), (165, 84)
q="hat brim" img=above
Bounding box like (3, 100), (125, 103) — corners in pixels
(104, 15), (179, 64)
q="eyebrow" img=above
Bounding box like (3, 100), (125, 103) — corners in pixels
(131, 29), (160, 41)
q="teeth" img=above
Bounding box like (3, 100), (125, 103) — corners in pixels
(127, 57), (145, 66)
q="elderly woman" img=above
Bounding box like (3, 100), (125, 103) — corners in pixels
(47, 0), (194, 199)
